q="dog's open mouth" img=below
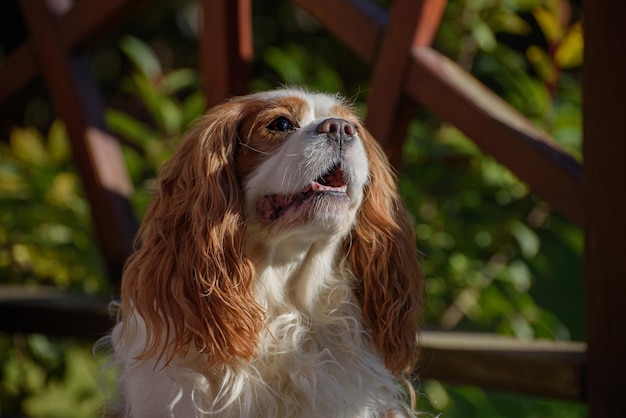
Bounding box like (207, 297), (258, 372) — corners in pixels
(257, 164), (348, 222)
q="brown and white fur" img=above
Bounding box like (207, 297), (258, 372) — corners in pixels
(109, 88), (424, 417)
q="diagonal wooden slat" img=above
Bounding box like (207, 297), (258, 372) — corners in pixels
(295, 0), (583, 227)
(0, 0), (142, 110)
(19, 0), (136, 281)
(407, 48), (583, 226)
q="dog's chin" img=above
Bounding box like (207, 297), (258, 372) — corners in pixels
(256, 189), (353, 226)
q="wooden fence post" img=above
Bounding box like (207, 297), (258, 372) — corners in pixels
(582, 0), (626, 416)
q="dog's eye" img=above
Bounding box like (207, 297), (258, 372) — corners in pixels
(267, 117), (295, 132)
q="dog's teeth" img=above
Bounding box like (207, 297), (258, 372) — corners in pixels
(311, 181), (347, 192)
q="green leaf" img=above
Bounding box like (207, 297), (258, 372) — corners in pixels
(555, 22), (583, 69)
(532, 6), (562, 43)
(120, 35), (162, 79)
(491, 10), (531, 35)
(132, 72), (166, 131)
(263, 46), (304, 84)
(105, 108), (158, 146)
(162, 68), (198, 94)
(159, 98), (183, 136)
(527, 45), (557, 84)
(182, 91), (206, 126)
(47, 120), (70, 164)
(46, 172), (78, 208)
(471, 20), (497, 52)
(10, 127), (49, 166)
(511, 221), (540, 258)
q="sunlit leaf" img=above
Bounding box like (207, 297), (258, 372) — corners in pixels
(35, 223), (74, 245)
(0, 165), (28, 197)
(503, 260), (532, 292)
(491, 10), (531, 35)
(532, 6), (562, 43)
(509, 314), (534, 339)
(471, 20), (497, 52)
(46, 172), (78, 208)
(106, 108), (158, 146)
(159, 98), (183, 136)
(132, 72), (166, 130)
(555, 22), (583, 69)
(162, 68), (197, 94)
(47, 120), (70, 164)
(511, 221), (540, 258)
(182, 91), (206, 126)
(10, 127), (49, 166)
(526, 45), (557, 84)
(424, 380), (451, 411)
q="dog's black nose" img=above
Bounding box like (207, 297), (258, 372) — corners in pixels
(316, 118), (357, 145)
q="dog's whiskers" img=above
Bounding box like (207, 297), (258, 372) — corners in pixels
(239, 142), (270, 155)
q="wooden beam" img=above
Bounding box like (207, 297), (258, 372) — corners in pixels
(407, 48), (583, 226)
(0, 286), (111, 338)
(200, 0), (252, 108)
(582, 0), (626, 416)
(365, 0), (446, 164)
(20, 0), (136, 281)
(420, 332), (586, 401)
(0, 0), (141, 108)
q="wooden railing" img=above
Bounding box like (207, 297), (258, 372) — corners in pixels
(0, 0), (624, 417)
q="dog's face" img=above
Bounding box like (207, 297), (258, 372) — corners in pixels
(235, 90), (369, 237)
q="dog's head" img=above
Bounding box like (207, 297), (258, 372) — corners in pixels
(120, 88), (423, 375)
(239, 90), (368, 239)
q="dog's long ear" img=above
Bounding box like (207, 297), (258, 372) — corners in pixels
(347, 129), (424, 375)
(120, 100), (264, 367)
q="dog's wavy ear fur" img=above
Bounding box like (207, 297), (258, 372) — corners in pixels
(119, 100), (264, 367)
(346, 128), (424, 375)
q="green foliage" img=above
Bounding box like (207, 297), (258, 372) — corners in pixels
(399, 121), (583, 342)
(0, 334), (105, 418)
(107, 35), (206, 216)
(0, 0), (585, 416)
(0, 121), (105, 292)
(419, 380), (587, 417)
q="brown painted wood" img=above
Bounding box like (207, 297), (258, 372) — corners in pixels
(582, 0), (626, 416)
(200, 0), (252, 108)
(366, 0), (446, 162)
(420, 332), (586, 401)
(407, 48), (583, 226)
(19, 0), (136, 281)
(0, 0), (141, 108)
(0, 286), (112, 338)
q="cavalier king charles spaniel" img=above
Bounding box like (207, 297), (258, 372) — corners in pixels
(109, 88), (424, 417)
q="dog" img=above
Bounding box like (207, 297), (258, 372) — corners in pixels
(109, 88), (424, 417)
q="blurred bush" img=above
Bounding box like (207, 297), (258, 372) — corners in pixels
(0, 0), (585, 416)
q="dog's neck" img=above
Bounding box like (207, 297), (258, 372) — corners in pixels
(248, 231), (348, 315)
